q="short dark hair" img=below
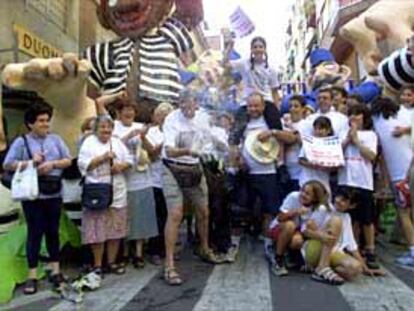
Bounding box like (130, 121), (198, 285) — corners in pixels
(371, 96), (399, 119)
(24, 100), (53, 130)
(318, 87), (333, 99)
(347, 94), (364, 104)
(347, 103), (373, 130)
(331, 86), (348, 98)
(335, 187), (353, 201)
(313, 116), (333, 136)
(289, 95), (306, 107)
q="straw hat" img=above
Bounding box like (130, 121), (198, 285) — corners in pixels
(136, 144), (151, 172)
(244, 130), (280, 164)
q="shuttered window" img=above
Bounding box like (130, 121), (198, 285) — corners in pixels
(27, 0), (68, 31)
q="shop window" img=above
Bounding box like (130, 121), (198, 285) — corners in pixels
(27, 0), (68, 31)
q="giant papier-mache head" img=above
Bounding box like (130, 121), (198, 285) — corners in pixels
(97, 0), (174, 38)
(96, 0), (204, 38)
(308, 48), (352, 92)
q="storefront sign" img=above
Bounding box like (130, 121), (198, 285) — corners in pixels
(13, 24), (62, 58)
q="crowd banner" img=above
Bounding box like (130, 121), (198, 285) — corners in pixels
(229, 6), (255, 38)
(302, 135), (345, 167)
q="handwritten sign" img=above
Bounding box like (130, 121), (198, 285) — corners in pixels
(229, 7), (255, 38)
(302, 135), (345, 167)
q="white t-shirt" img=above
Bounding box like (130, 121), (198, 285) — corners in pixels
(113, 120), (153, 191)
(283, 120), (304, 180)
(373, 110), (412, 182)
(332, 211), (358, 252)
(162, 109), (210, 164)
(301, 204), (331, 232)
(300, 110), (349, 141)
(269, 191), (312, 229)
(230, 59), (280, 104)
(242, 116), (276, 175)
(146, 125), (164, 189)
(298, 147), (330, 193)
(78, 135), (133, 208)
(338, 130), (377, 190)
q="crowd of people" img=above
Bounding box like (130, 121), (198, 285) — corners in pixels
(2, 35), (414, 296)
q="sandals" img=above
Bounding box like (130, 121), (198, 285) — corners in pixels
(311, 267), (345, 286)
(23, 278), (38, 295)
(164, 267), (183, 286)
(132, 257), (145, 269)
(108, 263), (126, 275)
(50, 273), (66, 292)
(195, 248), (222, 264)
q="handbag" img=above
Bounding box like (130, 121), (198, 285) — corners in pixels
(163, 159), (203, 188)
(38, 175), (62, 195)
(81, 142), (114, 211)
(11, 160), (39, 201)
(1, 135), (32, 190)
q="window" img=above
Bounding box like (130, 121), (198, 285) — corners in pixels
(27, 0), (68, 31)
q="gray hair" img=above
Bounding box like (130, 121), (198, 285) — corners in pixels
(93, 114), (114, 133)
(178, 89), (197, 103)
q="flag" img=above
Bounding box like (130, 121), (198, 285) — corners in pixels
(229, 6), (255, 38)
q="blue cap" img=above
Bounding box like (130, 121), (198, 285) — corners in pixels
(179, 69), (198, 85)
(349, 81), (382, 104)
(310, 48), (335, 68)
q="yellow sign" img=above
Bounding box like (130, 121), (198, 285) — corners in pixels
(13, 24), (63, 58)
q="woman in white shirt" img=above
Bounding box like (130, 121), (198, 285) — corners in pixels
(78, 114), (132, 278)
(112, 100), (159, 269)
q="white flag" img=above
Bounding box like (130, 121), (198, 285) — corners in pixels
(229, 6), (255, 38)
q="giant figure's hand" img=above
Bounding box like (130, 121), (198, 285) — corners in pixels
(1, 54), (96, 154)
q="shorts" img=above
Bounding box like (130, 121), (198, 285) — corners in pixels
(162, 165), (208, 210)
(247, 173), (280, 214)
(339, 186), (375, 224)
(304, 240), (350, 268)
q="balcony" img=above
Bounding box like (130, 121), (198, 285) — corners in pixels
(319, 0), (378, 48)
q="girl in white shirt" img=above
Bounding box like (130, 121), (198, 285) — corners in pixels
(339, 104), (378, 269)
(299, 116), (338, 195)
(268, 180), (329, 276)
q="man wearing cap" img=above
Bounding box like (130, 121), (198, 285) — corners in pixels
(161, 90), (220, 285)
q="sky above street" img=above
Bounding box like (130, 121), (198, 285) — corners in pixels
(203, 0), (294, 68)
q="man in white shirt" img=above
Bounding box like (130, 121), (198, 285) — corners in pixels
(162, 90), (220, 285)
(239, 93), (281, 241)
(300, 88), (349, 140)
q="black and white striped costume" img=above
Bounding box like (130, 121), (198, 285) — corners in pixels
(378, 47), (414, 91)
(84, 18), (193, 103)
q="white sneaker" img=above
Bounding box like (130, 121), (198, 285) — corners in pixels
(395, 254), (414, 267)
(72, 270), (102, 291)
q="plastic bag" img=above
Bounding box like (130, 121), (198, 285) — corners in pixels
(11, 161), (39, 201)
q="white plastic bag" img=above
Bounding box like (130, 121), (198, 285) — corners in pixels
(11, 161), (39, 201)
(62, 179), (82, 204)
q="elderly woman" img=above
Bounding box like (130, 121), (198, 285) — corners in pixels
(78, 114), (132, 283)
(3, 102), (71, 295)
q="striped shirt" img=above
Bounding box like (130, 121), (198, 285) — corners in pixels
(378, 47), (414, 91)
(84, 18), (193, 103)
